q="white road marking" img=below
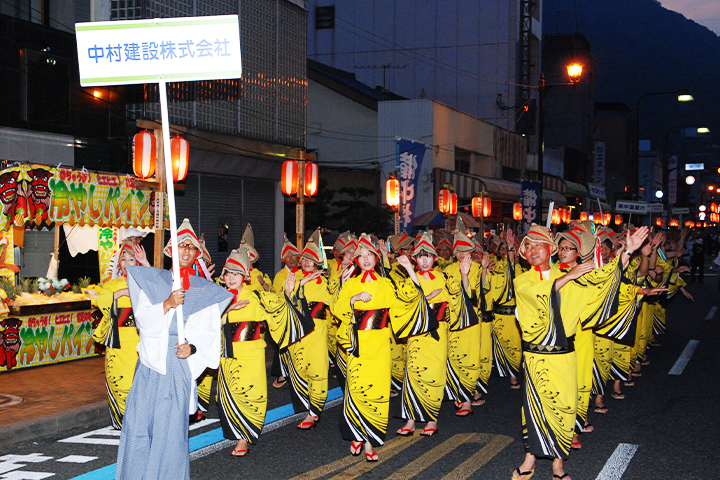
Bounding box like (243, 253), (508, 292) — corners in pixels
(55, 456), (97, 464)
(669, 340), (700, 375)
(595, 443), (638, 480)
(705, 306), (718, 320)
(58, 419), (219, 446)
(0, 454), (53, 475)
(0, 472), (55, 479)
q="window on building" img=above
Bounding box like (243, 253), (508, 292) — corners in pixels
(455, 147), (471, 174)
(315, 6), (335, 29)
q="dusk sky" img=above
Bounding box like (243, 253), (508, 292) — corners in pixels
(661, 0), (720, 35)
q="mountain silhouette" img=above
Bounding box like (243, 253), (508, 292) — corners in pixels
(544, 0), (719, 161)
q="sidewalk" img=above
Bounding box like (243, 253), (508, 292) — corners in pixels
(0, 356), (109, 449)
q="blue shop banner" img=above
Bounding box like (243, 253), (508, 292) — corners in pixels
(397, 139), (426, 235)
(520, 180), (540, 236)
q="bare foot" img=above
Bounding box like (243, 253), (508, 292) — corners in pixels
(512, 453), (535, 479)
(231, 439), (248, 456)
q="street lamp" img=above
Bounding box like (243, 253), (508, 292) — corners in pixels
(662, 124), (710, 222)
(537, 62), (585, 211)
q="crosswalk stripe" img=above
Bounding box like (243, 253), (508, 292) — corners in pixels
(595, 443), (638, 480)
(668, 340), (700, 375)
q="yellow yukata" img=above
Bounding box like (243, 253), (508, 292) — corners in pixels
(217, 287), (312, 444)
(436, 257), (455, 272)
(443, 261), (483, 403)
(592, 280), (643, 395)
(333, 273), (434, 447)
(400, 269), (456, 422)
(489, 260), (523, 379)
(93, 277), (140, 429)
(285, 271), (331, 418)
(387, 261), (410, 391)
(515, 256), (625, 460)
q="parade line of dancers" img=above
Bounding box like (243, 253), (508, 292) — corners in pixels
(93, 218), (691, 480)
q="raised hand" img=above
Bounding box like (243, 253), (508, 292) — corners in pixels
(681, 288), (694, 302)
(285, 272), (296, 296)
(397, 254), (413, 271)
(641, 287), (668, 296)
(626, 226), (649, 253)
(132, 244), (150, 267)
(505, 229), (516, 249)
(378, 239), (389, 258)
(460, 255), (472, 275)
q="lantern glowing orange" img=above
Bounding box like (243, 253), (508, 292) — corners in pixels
(670, 219), (679, 227)
(132, 130), (156, 179)
(304, 162), (319, 197)
(513, 202), (522, 221)
(170, 136), (189, 182)
(615, 214), (622, 226)
(712, 202), (718, 213)
(281, 160), (299, 195)
(551, 209), (560, 225)
(438, 189), (452, 213)
(386, 177), (400, 208)
(593, 212), (602, 224)
(603, 212), (611, 226)
(449, 193), (458, 215)
(472, 196), (491, 217)
(472, 196), (482, 217)
(579, 211), (588, 222)
(560, 208), (568, 223)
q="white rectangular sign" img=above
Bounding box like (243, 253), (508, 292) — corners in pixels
(76, 15), (242, 86)
(588, 183), (606, 199)
(673, 207), (689, 214)
(685, 163), (704, 171)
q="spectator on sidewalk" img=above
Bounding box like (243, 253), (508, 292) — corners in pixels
(690, 237), (706, 283)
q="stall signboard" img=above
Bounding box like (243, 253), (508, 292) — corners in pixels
(520, 180), (540, 236)
(98, 227), (120, 283)
(0, 165), (160, 230)
(0, 310), (98, 372)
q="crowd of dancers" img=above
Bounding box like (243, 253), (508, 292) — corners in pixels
(92, 217), (692, 480)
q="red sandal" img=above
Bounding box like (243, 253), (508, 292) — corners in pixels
(365, 451), (378, 462)
(456, 408), (473, 417)
(350, 441), (363, 456)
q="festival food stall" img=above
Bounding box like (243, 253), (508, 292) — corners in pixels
(0, 163), (163, 372)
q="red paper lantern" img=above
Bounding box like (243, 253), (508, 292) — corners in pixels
(449, 193), (458, 215)
(438, 189), (452, 213)
(513, 202), (522, 221)
(386, 177), (400, 207)
(304, 162), (319, 197)
(615, 214), (622, 226)
(471, 196), (491, 217)
(281, 160), (299, 195)
(579, 211), (588, 222)
(132, 130), (156, 179)
(170, 136), (189, 182)
(670, 219), (679, 227)
(603, 212), (611, 226)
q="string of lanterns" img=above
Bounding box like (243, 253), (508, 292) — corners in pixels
(132, 130), (189, 182)
(280, 159), (319, 197)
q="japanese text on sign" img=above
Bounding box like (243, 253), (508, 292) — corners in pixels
(76, 15), (242, 86)
(396, 140), (426, 235)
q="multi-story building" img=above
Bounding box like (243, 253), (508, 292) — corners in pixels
(307, 0), (540, 133)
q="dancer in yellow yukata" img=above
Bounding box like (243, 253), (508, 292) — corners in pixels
(396, 231), (461, 437)
(434, 230), (455, 271)
(443, 218), (484, 416)
(387, 232), (415, 394)
(511, 224), (648, 480)
(472, 233), (494, 404)
(270, 234), (300, 389)
(333, 234), (435, 461)
(488, 230), (523, 390)
(327, 234), (358, 390)
(285, 229), (331, 430)
(216, 248), (315, 456)
(327, 231), (349, 282)
(94, 240), (150, 429)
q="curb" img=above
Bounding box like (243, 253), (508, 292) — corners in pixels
(0, 401), (110, 450)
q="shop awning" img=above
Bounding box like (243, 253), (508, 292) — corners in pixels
(543, 189), (567, 206)
(435, 169), (520, 203)
(564, 180), (587, 198)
